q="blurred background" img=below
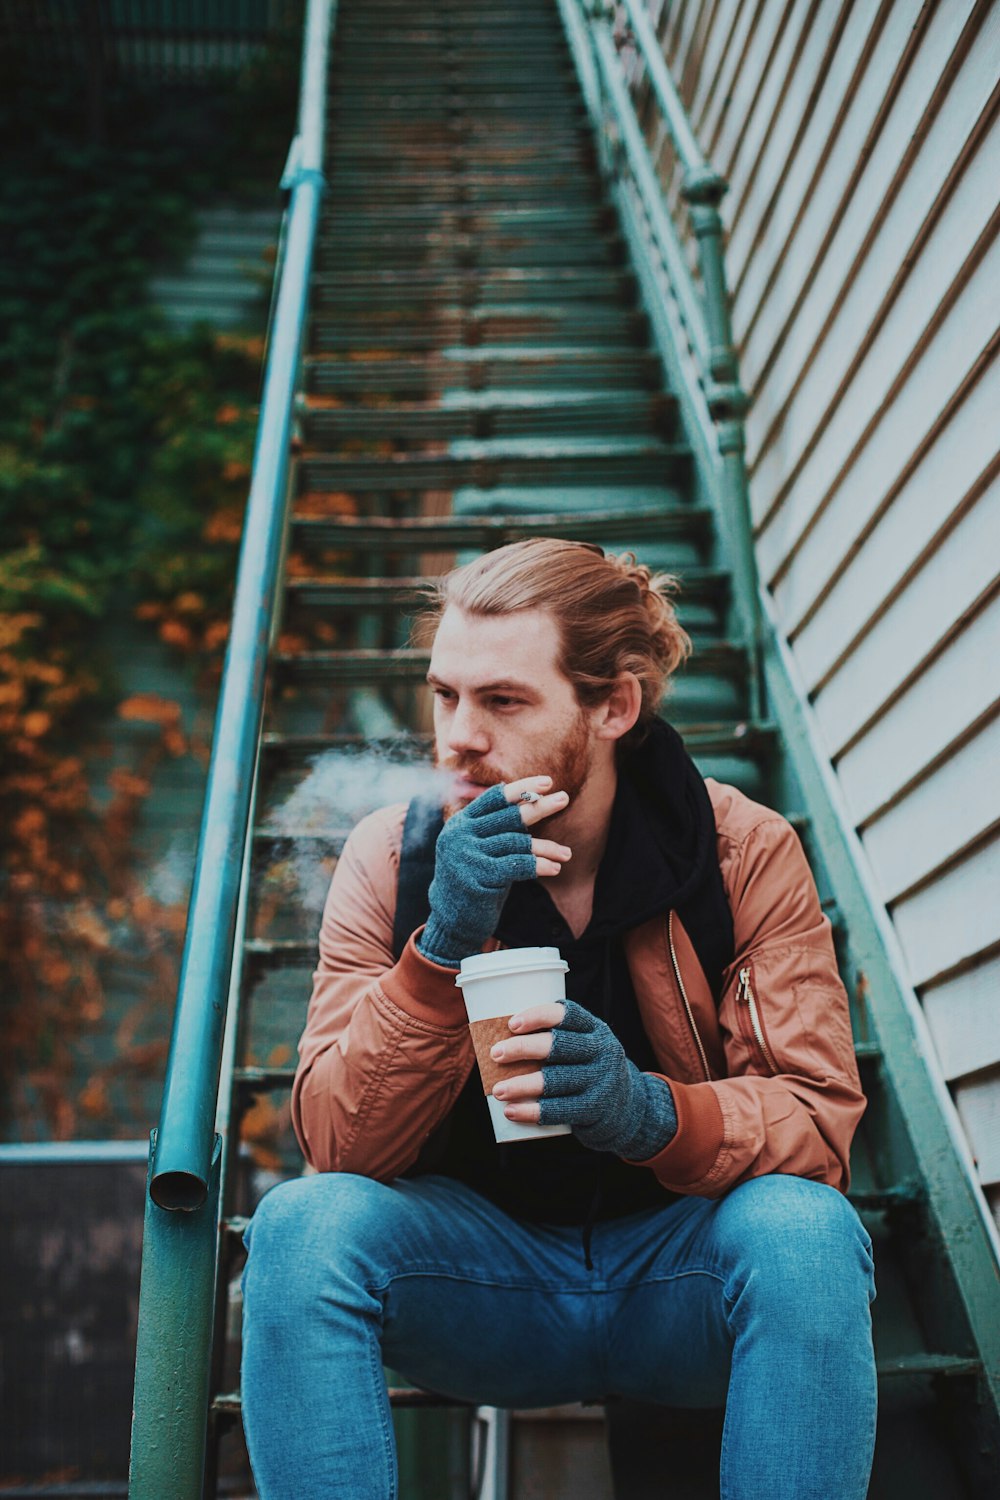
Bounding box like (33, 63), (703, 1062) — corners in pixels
(0, 3), (300, 1485)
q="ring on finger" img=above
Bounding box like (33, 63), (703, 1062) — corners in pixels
(518, 789), (540, 804)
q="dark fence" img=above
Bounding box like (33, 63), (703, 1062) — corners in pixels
(1, 0), (299, 81)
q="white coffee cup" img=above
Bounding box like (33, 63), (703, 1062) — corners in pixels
(456, 947), (572, 1143)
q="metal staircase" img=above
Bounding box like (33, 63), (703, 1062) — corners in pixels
(128, 1), (1000, 1496)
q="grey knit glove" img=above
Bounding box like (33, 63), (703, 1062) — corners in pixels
(417, 783), (537, 968)
(539, 999), (678, 1160)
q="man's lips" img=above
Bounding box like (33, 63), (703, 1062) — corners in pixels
(450, 774), (495, 800)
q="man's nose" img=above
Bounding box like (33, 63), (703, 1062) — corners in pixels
(447, 699), (490, 754)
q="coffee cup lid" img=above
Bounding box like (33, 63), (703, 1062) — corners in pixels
(455, 946), (568, 985)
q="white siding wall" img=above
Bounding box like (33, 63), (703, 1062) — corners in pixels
(648, 0), (1000, 1229)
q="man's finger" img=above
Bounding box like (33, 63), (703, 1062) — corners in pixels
(503, 776), (571, 825)
(529, 838), (572, 862)
(490, 1032), (553, 1065)
(508, 1002), (566, 1033)
(499, 1100), (543, 1125)
(493, 1071), (545, 1105)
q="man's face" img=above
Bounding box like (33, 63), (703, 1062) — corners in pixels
(428, 605), (594, 812)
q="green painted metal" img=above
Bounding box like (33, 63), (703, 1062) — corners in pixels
(560, 0), (762, 723)
(148, 0), (333, 1211)
(129, 2), (336, 1494)
(129, 1133), (222, 1498)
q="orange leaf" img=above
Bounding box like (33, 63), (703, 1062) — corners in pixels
(203, 506), (244, 544)
(215, 403), (242, 425)
(79, 1077), (111, 1118)
(22, 710), (52, 738)
(107, 768), (151, 798)
(118, 694), (182, 726)
(202, 620), (230, 651)
(13, 806), (46, 840)
(162, 725), (187, 757)
(159, 619), (195, 650)
(173, 591), (205, 616)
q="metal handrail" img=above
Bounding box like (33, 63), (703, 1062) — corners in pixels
(129, 4), (335, 1494)
(563, 0), (762, 717)
(148, 0), (334, 1213)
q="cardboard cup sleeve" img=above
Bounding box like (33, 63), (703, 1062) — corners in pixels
(469, 1015), (538, 1096)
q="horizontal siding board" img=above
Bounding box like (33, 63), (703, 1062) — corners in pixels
(922, 956), (1000, 1083)
(802, 467), (1000, 748)
(686, 0), (744, 131)
(727, 0), (852, 297)
(732, 0), (901, 359)
(788, 377), (1000, 694)
(763, 122), (1000, 603)
(717, 0), (808, 234)
(859, 715), (1000, 903)
(833, 606), (1000, 821)
(953, 1070), (1000, 1186)
(709, 0), (791, 173)
(889, 837), (1000, 989)
(743, 0), (979, 474)
(755, 101), (995, 585)
(693, 0), (761, 159)
(755, 83), (995, 564)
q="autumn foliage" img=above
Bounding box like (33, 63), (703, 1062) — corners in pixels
(0, 48), (295, 1140)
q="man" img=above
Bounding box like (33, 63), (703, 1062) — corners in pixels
(241, 539), (877, 1499)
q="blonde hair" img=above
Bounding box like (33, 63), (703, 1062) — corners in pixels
(426, 538), (691, 743)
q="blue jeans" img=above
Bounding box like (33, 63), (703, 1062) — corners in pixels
(241, 1172), (876, 1499)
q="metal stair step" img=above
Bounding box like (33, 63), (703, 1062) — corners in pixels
(312, 269), (635, 309)
(282, 563), (722, 613)
(257, 719), (771, 770)
(297, 437), (685, 493)
(305, 347), (658, 397)
(272, 641), (748, 686)
(317, 241), (618, 272)
(289, 502), (710, 551)
(299, 390), (673, 443)
(320, 204), (608, 232)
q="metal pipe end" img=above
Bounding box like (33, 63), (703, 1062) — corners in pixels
(150, 1168), (208, 1212)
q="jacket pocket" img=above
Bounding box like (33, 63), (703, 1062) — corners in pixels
(735, 961), (779, 1075)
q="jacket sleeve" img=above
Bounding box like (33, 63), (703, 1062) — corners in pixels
(643, 813), (866, 1196)
(291, 809), (475, 1178)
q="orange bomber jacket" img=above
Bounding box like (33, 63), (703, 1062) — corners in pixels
(292, 780), (866, 1197)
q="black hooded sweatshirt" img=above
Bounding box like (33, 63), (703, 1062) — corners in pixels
(405, 719), (733, 1230)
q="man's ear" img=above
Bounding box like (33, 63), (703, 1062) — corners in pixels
(593, 672), (642, 741)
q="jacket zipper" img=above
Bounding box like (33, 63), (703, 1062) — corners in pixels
(668, 912), (711, 1082)
(737, 963), (779, 1075)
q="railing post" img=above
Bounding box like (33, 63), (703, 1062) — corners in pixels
(129, 1133), (222, 1499)
(580, 0), (763, 719)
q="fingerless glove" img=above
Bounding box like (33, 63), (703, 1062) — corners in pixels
(538, 999), (678, 1160)
(416, 784), (537, 968)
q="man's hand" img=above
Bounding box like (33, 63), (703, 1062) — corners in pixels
(416, 776), (572, 968)
(489, 999), (678, 1160)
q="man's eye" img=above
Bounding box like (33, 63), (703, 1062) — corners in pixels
(431, 687), (455, 701)
(490, 696), (519, 709)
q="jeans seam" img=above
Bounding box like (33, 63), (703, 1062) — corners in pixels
(370, 1268), (599, 1296)
(368, 1317), (397, 1500)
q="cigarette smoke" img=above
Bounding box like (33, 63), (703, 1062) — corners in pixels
(263, 740), (450, 913)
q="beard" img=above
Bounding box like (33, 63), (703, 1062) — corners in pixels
(437, 708), (593, 821)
